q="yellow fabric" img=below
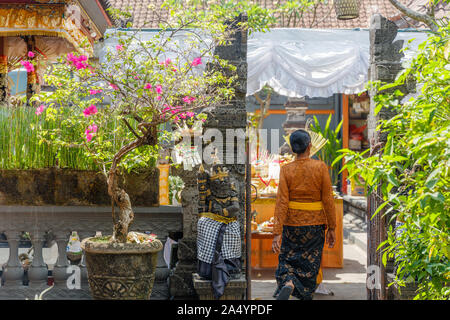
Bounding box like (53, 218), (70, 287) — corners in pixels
(199, 212), (237, 224)
(317, 267), (323, 284)
(0, 6), (92, 56)
(288, 201), (323, 211)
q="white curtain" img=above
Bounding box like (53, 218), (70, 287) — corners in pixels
(247, 28), (428, 98)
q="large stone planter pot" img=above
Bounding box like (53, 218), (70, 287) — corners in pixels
(81, 237), (163, 300)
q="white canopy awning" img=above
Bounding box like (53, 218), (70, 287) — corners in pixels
(247, 28), (429, 98)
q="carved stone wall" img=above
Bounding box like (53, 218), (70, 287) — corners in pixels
(366, 14), (407, 300)
(169, 14), (248, 300)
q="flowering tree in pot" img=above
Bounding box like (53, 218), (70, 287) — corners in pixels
(32, 10), (237, 244)
(26, 7), (237, 299)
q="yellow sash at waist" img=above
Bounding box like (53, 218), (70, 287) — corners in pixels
(199, 212), (237, 224)
(288, 201), (323, 211)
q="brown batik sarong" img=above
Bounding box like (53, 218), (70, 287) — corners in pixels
(274, 225), (325, 300)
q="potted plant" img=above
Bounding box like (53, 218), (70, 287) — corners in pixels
(31, 7), (237, 300)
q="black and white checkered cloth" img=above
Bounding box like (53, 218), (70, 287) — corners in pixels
(197, 216), (241, 264)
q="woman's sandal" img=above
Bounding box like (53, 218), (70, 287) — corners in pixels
(276, 285), (294, 300)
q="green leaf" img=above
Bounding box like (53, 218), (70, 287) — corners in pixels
(371, 201), (389, 220)
(386, 173), (400, 187)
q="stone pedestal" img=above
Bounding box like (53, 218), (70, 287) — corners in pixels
(192, 273), (246, 300)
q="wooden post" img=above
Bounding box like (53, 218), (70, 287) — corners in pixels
(25, 36), (38, 106)
(0, 37), (8, 105)
(341, 94), (349, 194)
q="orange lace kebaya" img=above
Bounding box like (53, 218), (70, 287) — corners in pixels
(273, 158), (336, 235)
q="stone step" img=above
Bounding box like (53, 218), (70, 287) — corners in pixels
(343, 212), (367, 252)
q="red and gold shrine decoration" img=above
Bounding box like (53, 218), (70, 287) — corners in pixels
(0, 55), (7, 74)
(0, 3), (93, 58)
(158, 164), (170, 205)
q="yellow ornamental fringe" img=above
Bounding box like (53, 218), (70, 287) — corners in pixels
(0, 6), (93, 56)
(199, 212), (237, 224)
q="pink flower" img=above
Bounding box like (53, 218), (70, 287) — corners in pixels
(144, 83), (152, 90)
(89, 89), (103, 95)
(186, 112), (195, 118)
(88, 105), (98, 115)
(28, 51), (35, 58)
(180, 113), (187, 119)
(83, 105), (98, 117)
(116, 45), (124, 51)
(191, 57), (202, 66)
(85, 123), (98, 142)
(88, 124), (98, 133)
(183, 96), (196, 104)
(174, 116), (180, 122)
(182, 96), (191, 104)
(134, 76), (139, 80)
(109, 83), (119, 90)
(35, 105), (45, 116)
(20, 60), (34, 73)
(155, 85), (162, 94)
(86, 133), (93, 142)
(172, 67), (178, 72)
(165, 58), (172, 66)
(156, 95), (162, 101)
(66, 53), (89, 70)
(201, 119), (206, 122)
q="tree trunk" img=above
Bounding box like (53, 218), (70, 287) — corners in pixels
(110, 183), (134, 243)
(107, 138), (143, 243)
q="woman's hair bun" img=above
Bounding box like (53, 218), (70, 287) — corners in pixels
(290, 129), (311, 155)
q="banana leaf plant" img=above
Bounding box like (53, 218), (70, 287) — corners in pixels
(309, 114), (343, 186)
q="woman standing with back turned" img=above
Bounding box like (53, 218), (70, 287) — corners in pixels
(272, 129), (336, 300)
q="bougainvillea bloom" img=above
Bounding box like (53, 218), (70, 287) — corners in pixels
(144, 83), (152, 90)
(191, 57), (202, 66)
(109, 83), (119, 90)
(182, 96), (196, 104)
(85, 123), (98, 142)
(155, 85), (163, 94)
(83, 105), (98, 117)
(85, 133), (93, 142)
(35, 105), (45, 116)
(116, 45), (124, 51)
(156, 95), (162, 101)
(28, 51), (35, 58)
(67, 53), (89, 70)
(88, 124), (98, 133)
(20, 60), (34, 73)
(186, 112), (195, 118)
(89, 89), (103, 95)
